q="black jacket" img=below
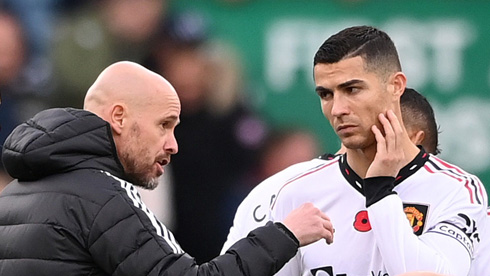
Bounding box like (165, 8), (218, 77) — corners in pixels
(0, 108), (299, 276)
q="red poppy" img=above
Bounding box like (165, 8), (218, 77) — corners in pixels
(353, 210), (371, 232)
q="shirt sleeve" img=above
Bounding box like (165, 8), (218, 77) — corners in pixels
(367, 191), (485, 276)
(87, 186), (300, 276)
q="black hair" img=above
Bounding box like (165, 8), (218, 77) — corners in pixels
(401, 88), (441, 155)
(314, 26), (401, 79)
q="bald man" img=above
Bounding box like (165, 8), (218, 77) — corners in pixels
(0, 61), (333, 275)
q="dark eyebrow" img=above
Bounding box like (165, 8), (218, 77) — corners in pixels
(314, 85), (327, 91)
(315, 86), (333, 95)
(315, 79), (365, 95)
(338, 79), (364, 89)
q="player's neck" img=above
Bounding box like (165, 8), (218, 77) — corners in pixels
(345, 147), (376, 179)
(345, 143), (420, 179)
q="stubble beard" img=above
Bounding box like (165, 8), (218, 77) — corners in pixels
(124, 157), (160, 190)
(341, 132), (376, 151)
(120, 123), (160, 190)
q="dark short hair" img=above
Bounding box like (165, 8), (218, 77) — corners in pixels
(401, 88), (441, 155)
(314, 26), (401, 80)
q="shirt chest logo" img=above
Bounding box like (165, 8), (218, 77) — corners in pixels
(352, 203), (428, 235)
(403, 203), (429, 236)
(353, 210), (371, 232)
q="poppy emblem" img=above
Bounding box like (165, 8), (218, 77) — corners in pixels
(353, 210), (371, 232)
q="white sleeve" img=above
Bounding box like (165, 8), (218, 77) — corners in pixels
(368, 194), (483, 276)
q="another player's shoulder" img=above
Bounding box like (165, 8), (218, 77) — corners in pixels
(240, 157), (335, 206)
(286, 153), (340, 179)
(266, 154), (339, 185)
(263, 154), (340, 201)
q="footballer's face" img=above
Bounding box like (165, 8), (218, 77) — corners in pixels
(314, 56), (395, 151)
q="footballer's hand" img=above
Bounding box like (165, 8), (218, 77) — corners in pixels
(282, 203), (334, 246)
(366, 110), (406, 178)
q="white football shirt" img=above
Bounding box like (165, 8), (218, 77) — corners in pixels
(268, 150), (487, 276)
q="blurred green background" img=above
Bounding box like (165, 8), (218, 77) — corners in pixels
(170, 0), (490, 196)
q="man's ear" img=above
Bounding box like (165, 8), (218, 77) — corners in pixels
(109, 104), (126, 135)
(410, 130), (425, 148)
(392, 72), (407, 98)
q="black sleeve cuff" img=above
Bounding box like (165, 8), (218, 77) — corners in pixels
(274, 222), (300, 247)
(363, 176), (397, 207)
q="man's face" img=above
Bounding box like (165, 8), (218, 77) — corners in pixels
(314, 56), (393, 150)
(118, 90), (180, 189)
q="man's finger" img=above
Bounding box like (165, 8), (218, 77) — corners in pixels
(386, 109), (404, 149)
(379, 112), (396, 152)
(371, 124), (386, 155)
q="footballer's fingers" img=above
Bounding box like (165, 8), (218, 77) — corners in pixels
(367, 112), (404, 178)
(371, 124), (386, 155)
(378, 112), (395, 153)
(386, 109), (404, 150)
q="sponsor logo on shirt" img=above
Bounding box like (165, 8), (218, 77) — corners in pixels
(311, 266), (346, 276)
(253, 205), (266, 222)
(310, 266), (388, 276)
(253, 194), (277, 222)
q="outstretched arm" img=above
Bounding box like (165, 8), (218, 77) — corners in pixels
(90, 180), (334, 276)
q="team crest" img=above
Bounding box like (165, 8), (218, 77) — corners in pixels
(403, 203), (429, 236)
